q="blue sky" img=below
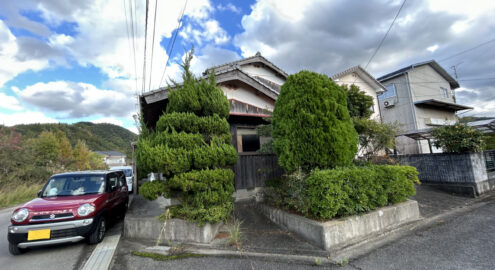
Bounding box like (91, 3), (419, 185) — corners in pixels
(1, 0), (495, 133)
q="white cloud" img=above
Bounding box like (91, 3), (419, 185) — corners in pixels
(126, 125), (139, 135)
(217, 3), (241, 14)
(0, 93), (23, 111)
(0, 111), (58, 126)
(427, 44), (439, 52)
(18, 81), (135, 118)
(0, 20), (51, 87)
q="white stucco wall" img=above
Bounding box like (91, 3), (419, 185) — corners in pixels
(240, 64), (286, 86)
(219, 84), (274, 112)
(335, 72), (381, 121)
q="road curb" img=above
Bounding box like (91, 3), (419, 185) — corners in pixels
(80, 195), (133, 270)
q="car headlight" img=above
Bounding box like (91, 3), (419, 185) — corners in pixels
(12, 208), (29, 222)
(77, 203), (95, 217)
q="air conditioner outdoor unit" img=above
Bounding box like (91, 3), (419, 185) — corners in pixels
(383, 100), (395, 108)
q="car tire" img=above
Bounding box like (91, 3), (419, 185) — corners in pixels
(88, 216), (106, 244)
(9, 242), (25, 255)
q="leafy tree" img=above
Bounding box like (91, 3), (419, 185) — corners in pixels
(73, 140), (91, 170)
(353, 118), (401, 160)
(55, 130), (74, 167)
(432, 123), (485, 153)
(342, 84), (374, 119)
(33, 131), (61, 166)
(138, 50), (237, 225)
(272, 71), (358, 172)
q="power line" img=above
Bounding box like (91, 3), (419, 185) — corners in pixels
(158, 0), (188, 88)
(142, 0), (149, 94)
(147, 0), (159, 92)
(363, 0), (407, 70)
(128, 0), (139, 97)
(439, 38), (495, 62)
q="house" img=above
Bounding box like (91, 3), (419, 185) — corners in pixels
(140, 52), (287, 191)
(140, 52), (287, 154)
(377, 60), (473, 154)
(96, 150), (127, 167)
(331, 65), (387, 121)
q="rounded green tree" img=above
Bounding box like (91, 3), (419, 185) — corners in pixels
(272, 71), (358, 172)
(137, 51), (237, 225)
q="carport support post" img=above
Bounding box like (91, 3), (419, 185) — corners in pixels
(131, 142), (137, 195)
(427, 139), (433, 154)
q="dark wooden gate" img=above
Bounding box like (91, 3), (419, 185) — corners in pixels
(233, 153), (284, 190)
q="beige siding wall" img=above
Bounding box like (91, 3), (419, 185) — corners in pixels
(408, 65), (457, 130)
(407, 65), (455, 103)
(219, 84), (274, 112)
(336, 73), (381, 121)
(241, 64), (286, 85)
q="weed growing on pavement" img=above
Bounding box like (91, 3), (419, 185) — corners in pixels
(132, 251), (204, 261)
(338, 258), (349, 267)
(227, 218), (243, 249)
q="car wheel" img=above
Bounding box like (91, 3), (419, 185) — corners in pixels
(9, 242), (25, 255)
(88, 216), (106, 244)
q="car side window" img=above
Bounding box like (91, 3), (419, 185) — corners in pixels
(108, 173), (118, 191)
(118, 172), (125, 187)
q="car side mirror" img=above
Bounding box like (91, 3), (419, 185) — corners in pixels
(37, 190), (42, 197)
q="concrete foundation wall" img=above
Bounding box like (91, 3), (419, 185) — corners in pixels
(258, 200), (420, 251)
(123, 195), (222, 244)
(124, 216), (222, 244)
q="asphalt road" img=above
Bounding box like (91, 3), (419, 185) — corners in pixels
(0, 205), (127, 270)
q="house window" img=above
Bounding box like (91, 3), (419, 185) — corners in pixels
(379, 84), (396, 99)
(236, 128), (260, 153)
(440, 87), (450, 98)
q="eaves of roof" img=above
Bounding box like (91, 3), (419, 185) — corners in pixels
(377, 60), (460, 89)
(331, 65), (387, 93)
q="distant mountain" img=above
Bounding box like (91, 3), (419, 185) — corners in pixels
(9, 122), (138, 157)
(459, 116), (495, 123)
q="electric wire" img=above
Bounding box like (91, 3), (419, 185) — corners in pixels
(148, 0), (159, 92)
(158, 0), (188, 88)
(142, 0), (149, 94)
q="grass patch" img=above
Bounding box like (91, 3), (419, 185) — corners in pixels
(132, 251), (204, 261)
(0, 184), (44, 208)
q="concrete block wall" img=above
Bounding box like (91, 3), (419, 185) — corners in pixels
(394, 152), (494, 196)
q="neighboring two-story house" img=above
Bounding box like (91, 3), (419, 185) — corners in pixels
(331, 65), (387, 122)
(377, 60), (473, 154)
(96, 150), (127, 167)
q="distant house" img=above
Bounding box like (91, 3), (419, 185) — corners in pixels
(377, 60), (473, 154)
(141, 52), (287, 154)
(331, 65), (387, 121)
(96, 151), (127, 167)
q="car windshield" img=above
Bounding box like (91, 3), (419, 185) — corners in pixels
(42, 175), (106, 197)
(112, 168), (132, 177)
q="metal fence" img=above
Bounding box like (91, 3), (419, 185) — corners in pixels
(233, 153), (284, 190)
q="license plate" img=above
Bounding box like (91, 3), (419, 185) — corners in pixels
(27, 229), (51, 241)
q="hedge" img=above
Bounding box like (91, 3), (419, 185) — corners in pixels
(266, 165), (419, 220)
(307, 165), (419, 220)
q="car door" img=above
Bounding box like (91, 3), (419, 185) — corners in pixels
(106, 172), (121, 211)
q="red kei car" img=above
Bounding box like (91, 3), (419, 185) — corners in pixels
(8, 170), (129, 255)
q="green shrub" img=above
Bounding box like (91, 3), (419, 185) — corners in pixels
(137, 49), (237, 225)
(265, 165), (419, 220)
(156, 112), (230, 136)
(342, 84), (374, 119)
(272, 71), (358, 172)
(432, 123), (485, 153)
(139, 181), (166, 200)
(306, 170), (347, 219)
